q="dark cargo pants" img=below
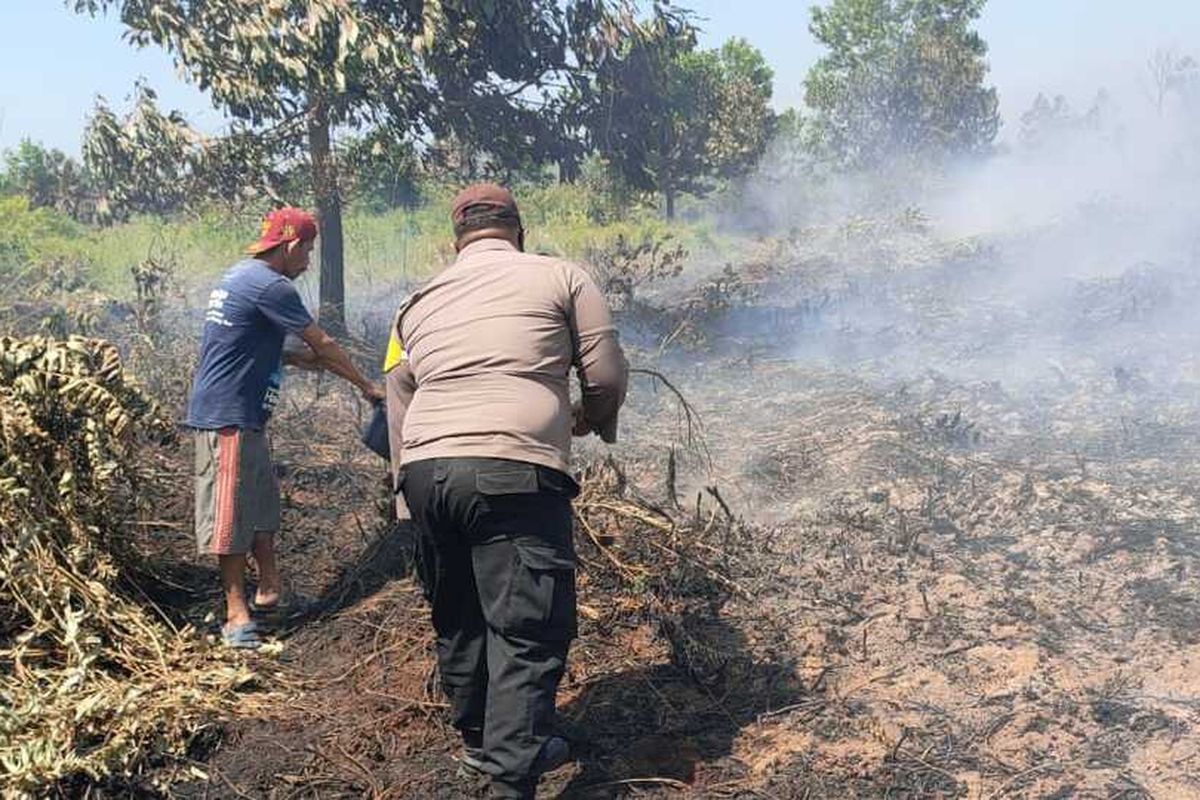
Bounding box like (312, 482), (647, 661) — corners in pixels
(399, 457), (578, 795)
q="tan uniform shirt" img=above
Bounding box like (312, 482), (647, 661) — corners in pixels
(385, 238), (627, 476)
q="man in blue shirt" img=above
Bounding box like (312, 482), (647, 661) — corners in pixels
(187, 207), (383, 648)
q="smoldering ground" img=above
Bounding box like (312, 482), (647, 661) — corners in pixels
(724, 84), (1200, 398)
(562, 76), (1200, 798)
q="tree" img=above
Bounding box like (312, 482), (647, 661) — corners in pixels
(73, 0), (625, 334)
(83, 86), (297, 220)
(83, 84), (199, 220)
(707, 39), (777, 182)
(804, 0), (999, 169)
(1, 140), (93, 220)
(588, 9), (708, 219)
(1017, 90), (1112, 152)
(1, 141), (63, 209)
(1147, 49), (1199, 117)
(340, 130), (422, 212)
(585, 11), (775, 218)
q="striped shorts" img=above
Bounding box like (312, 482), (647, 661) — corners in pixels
(194, 427), (281, 556)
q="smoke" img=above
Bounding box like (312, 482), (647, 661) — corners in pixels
(726, 74), (1200, 397)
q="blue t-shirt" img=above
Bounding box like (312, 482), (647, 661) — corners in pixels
(186, 259), (314, 430)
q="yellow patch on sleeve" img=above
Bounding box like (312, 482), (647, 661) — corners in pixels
(383, 332), (408, 373)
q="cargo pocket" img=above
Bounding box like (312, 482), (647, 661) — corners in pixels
(501, 540), (578, 641)
(476, 465), (539, 496)
(473, 465), (541, 537)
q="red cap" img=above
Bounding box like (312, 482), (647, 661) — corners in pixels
(451, 183), (519, 226)
(246, 207), (318, 255)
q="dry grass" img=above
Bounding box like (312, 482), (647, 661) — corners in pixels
(0, 336), (252, 795)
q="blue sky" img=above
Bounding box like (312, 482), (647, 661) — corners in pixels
(3, 1), (1200, 154)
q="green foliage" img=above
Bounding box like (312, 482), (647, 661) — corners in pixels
(804, 0), (999, 168)
(707, 39), (778, 181)
(66, 183), (700, 300)
(517, 181), (683, 257)
(1, 140), (95, 222)
(73, 0), (631, 329)
(0, 178), (716, 313)
(340, 131), (422, 212)
(80, 85), (303, 222)
(422, 130), (562, 189)
(73, 0), (411, 128)
(587, 8), (706, 215)
(742, 109), (829, 201)
(573, 154), (634, 223)
(83, 85), (199, 221)
(585, 9), (776, 218)
(0, 197), (89, 276)
(194, 122), (304, 207)
(83, 210), (251, 295)
(69, 0), (624, 177)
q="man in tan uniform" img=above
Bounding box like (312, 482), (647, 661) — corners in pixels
(384, 184), (627, 798)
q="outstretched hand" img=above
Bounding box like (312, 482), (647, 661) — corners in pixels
(362, 382), (386, 404)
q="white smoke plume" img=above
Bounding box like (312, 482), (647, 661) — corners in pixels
(727, 69), (1200, 395)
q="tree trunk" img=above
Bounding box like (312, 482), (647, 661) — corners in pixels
(662, 158), (676, 219)
(307, 101), (347, 336)
(558, 155), (579, 183)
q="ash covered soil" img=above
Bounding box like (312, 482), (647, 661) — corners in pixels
(133, 219), (1200, 799)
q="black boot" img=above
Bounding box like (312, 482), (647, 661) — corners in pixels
(530, 736), (571, 775)
(488, 737), (571, 799)
(456, 728), (489, 783)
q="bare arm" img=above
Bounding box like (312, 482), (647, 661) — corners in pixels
(282, 344), (321, 370)
(299, 322), (384, 402)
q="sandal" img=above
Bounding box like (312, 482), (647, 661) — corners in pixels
(221, 620), (263, 650)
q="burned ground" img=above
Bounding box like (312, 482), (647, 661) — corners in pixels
(126, 353), (1200, 799)
(20, 215), (1200, 799)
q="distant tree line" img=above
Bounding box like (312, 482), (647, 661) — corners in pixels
(4, 0), (1197, 325)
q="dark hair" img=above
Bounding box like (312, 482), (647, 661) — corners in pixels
(453, 205), (523, 239)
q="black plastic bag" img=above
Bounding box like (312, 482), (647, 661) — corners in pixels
(361, 400), (390, 460)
